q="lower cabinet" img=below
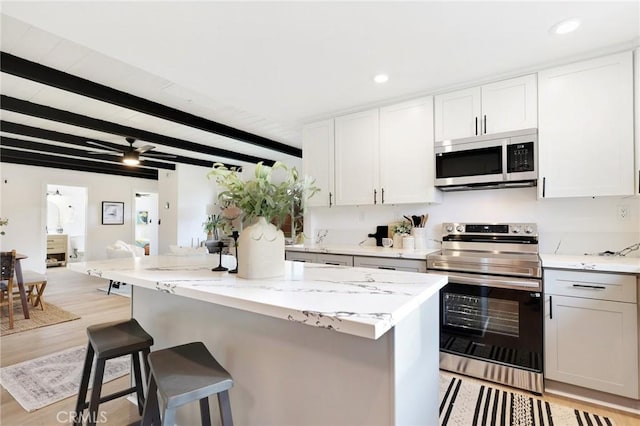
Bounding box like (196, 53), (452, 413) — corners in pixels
(285, 251), (354, 266)
(353, 256), (427, 273)
(544, 269), (639, 399)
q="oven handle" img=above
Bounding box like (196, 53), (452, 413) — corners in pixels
(430, 270), (542, 292)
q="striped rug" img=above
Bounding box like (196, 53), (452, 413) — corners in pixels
(439, 372), (615, 426)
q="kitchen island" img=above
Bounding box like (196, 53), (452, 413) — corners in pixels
(68, 255), (447, 426)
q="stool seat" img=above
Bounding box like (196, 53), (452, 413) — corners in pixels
(74, 319), (153, 426)
(88, 319), (153, 358)
(142, 342), (234, 426)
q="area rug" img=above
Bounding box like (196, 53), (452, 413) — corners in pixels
(439, 372), (615, 425)
(0, 302), (80, 336)
(0, 345), (131, 412)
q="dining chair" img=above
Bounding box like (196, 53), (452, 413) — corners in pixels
(0, 250), (18, 329)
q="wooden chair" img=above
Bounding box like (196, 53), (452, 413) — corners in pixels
(22, 271), (47, 310)
(0, 250), (17, 329)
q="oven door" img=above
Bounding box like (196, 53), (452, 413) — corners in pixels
(438, 272), (543, 373)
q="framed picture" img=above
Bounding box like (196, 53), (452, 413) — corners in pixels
(102, 201), (124, 225)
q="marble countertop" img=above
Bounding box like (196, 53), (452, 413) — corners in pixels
(285, 244), (440, 260)
(67, 255), (447, 340)
(540, 253), (640, 274)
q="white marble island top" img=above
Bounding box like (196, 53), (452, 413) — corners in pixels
(68, 255), (447, 340)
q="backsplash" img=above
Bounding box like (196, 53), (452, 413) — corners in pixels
(304, 187), (640, 256)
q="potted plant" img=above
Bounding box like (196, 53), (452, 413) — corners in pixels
(207, 161), (318, 278)
(203, 214), (223, 241)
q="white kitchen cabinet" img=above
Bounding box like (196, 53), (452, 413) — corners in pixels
(538, 51), (634, 198)
(544, 269), (639, 399)
(434, 74), (537, 141)
(285, 251), (353, 266)
(334, 109), (379, 205)
(635, 48), (640, 196)
(379, 97), (441, 204)
(334, 98), (440, 206)
(353, 256), (427, 273)
(303, 120), (335, 207)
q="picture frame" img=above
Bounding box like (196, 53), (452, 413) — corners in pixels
(102, 201), (124, 225)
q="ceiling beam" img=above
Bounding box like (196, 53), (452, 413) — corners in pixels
(0, 135), (176, 170)
(0, 95), (275, 166)
(1, 147), (158, 180)
(0, 51), (302, 158)
(0, 121), (240, 169)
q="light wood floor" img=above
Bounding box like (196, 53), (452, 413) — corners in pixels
(1, 267), (639, 425)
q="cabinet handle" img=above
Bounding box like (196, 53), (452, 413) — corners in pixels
(378, 266), (396, 270)
(475, 117), (478, 135)
(572, 284), (606, 290)
(329, 192), (333, 207)
(483, 115), (487, 134)
(373, 189), (377, 204)
(549, 295), (552, 319)
(292, 259), (306, 263)
(381, 188), (385, 204)
(542, 177), (546, 198)
(325, 262), (341, 266)
(638, 170), (639, 194)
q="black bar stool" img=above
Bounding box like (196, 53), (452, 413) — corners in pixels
(141, 341), (234, 426)
(74, 319), (154, 426)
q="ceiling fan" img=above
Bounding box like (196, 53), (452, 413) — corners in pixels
(87, 137), (176, 165)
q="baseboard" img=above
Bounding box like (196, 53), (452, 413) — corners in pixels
(545, 379), (640, 416)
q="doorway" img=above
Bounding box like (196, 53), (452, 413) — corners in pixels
(134, 192), (159, 255)
(46, 184), (87, 264)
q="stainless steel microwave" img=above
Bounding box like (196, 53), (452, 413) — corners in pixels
(434, 128), (537, 191)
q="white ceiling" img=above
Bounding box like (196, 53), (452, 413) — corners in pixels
(1, 1), (639, 167)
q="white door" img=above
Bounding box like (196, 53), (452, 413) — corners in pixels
(302, 120), (334, 207)
(538, 51), (634, 198)
(545, 294), (638, 398)
(434, 87), (481, 141)
(481, 74), (537, 135)
(379, 97), (440, 204)
(334, 109), (379, 206)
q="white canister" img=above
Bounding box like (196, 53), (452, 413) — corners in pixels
(402, 236), (415, 251)
(411, 227), (427, 250)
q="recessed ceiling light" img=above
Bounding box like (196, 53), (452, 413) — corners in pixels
(374, 74), (389, 84)
(551, 18), (581, 35)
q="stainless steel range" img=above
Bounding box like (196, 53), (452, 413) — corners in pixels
(427, 222), (543, 394)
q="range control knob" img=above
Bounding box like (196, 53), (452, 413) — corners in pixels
(456, 224), (465, 233)
(512, 225), (522, 234)
(445, 224), (454, 233)
(524, 226), (534, 234)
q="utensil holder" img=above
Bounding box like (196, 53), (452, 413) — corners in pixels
(411, 227), (427, 250)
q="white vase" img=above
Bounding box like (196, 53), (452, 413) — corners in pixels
(392, 233), (405, 249)
(237, 217), (285, 279)
(411, 227), (427, 250)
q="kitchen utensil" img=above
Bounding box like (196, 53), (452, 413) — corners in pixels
(382, 238), (393, 248)
(412, 215), (421, 227)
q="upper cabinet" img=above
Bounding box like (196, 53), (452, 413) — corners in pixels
(333, 98), (441, 206)
(379, 97), (441, 204)
(538, 51), (634, 198)
(434, 74), (537, 141)
(334, 109), (380, 205)
(302, 120), (335, 207)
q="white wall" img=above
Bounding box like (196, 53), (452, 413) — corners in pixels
(305, 187), (640, 256)
(0, 162), (158, 273)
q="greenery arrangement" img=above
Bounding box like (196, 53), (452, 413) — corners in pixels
(203, 214), (224, 239)
(207, 161), (319, 231)
(392, 221), (412, 235)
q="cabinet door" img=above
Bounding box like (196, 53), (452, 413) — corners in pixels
(302, 120), (335, 207)
(538, 51), (634, 198)
(315, 253), (353, 266)
(481, 74), (537, 135)
(353, 256), (427, 273)
(285, 251), (317, 263)
(379, 97), (441, 204)
(334, 109), (379, 205)
(434, 87), (481, 141)
(545, 294), (639, 398)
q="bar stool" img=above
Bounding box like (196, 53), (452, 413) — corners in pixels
(141, 341), (234, 426)
(74, 319), (153, 426)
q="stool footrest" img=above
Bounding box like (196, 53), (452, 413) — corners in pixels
(79, 386), (139, 409)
